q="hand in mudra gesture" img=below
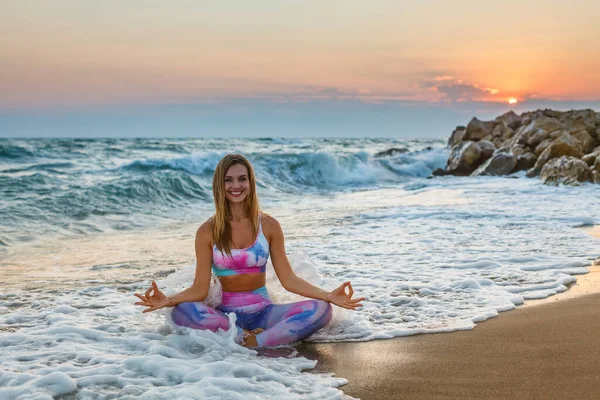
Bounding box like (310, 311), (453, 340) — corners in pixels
(134, 281), (170, 313)
(325, 281), (366, 310)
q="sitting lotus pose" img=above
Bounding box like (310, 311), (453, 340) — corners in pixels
(134, 154), (365, 347)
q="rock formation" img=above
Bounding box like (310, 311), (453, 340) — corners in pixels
(437, 109), (600, 185)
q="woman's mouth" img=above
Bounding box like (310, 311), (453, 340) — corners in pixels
(229, 190), (243, 197)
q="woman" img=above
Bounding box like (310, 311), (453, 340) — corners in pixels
(134, 154), (365, 347)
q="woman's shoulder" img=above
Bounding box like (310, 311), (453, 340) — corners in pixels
(260, 212), (278, 226)
(260, 212), (283, 237)
(195, 216), (214, 244)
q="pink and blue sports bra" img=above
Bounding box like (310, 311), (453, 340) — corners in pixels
(212, 219), (270, 277)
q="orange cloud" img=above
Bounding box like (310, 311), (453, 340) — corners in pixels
(418, 76), (500, 102)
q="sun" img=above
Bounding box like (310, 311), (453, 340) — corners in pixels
(508, 98), (518, 104)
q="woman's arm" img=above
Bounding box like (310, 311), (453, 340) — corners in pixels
(134, 219), (213, 312)
(264, 214), (365, 310)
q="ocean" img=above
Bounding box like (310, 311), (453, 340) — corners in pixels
(1, 137), (599, 399)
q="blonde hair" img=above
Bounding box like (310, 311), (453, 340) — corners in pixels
(212, 154), (260, 256)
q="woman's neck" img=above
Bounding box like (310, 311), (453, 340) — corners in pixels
(228, 203), (246, 222)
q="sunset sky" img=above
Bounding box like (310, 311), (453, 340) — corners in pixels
(1, 1), (599, 137)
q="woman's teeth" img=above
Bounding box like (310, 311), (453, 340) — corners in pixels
(230, 191), (242, 196)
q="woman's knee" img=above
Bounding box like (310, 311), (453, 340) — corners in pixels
(172, 302), (227, 330)
(173, 301), (211, 317)
(310, 300), (333, 327)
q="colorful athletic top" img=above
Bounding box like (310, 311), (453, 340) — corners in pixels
(212, 218), (270, 277)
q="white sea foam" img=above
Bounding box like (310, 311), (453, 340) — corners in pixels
(2, 158), (600, 398)
(0, 287), (349, 400)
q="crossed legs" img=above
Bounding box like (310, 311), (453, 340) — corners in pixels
(171, 299), (333, 347)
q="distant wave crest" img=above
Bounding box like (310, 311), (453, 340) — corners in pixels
(0, 139), (448, 242)
(118, 147), (448, 191)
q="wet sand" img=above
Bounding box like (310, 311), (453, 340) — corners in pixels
(302, 227), (600, 400)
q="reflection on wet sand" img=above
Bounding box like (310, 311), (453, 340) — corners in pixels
(0, 222), (199, 291)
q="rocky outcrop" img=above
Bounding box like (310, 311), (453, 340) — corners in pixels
(435, 109), (600, 185)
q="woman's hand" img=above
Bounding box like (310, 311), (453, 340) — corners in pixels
(325, 281), (366, 310)
(134, 281), (171, 313)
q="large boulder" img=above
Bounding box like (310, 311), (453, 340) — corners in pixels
(534, 135), (584, 170)
(463, 118), (496, 141)
(477, 140), (496, 162)
(448, 126), (466, 148)
(446, 141), (482, 175)
(514, 152), (537, 172)
(526, 129), (551, 148)
(582, 151), (600, 166)
(564, 109), (597, 135)
(534, 138), (554, 156)
(540, 156), (590, 186)
(488, 123), (514, 148)
(528, 115), (566, 137)
(499, 129), (528, 154)
(571, 130), (596, 154)
(495, 111), (522, 131)
(583, 147), (600, 165)
(472, 152), (517, 176)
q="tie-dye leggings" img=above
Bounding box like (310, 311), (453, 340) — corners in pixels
(171, 286), (333, 347)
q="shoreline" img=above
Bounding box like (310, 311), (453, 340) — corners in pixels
(302, 226), (600, 400)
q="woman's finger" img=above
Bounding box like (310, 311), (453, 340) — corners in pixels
(343, 301), (362, 309)
(134, 293), (148, 301)
(347, 283), (354, 298)
(134, 301), (150, 306)
(145, 286), (153, 298)
(349, 297), (366, 303)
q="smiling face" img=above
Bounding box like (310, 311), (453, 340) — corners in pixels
(224, 163), (251, 204)
(212, 154), (261, 254)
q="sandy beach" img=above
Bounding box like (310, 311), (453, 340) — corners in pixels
(302, 228), (600, 400)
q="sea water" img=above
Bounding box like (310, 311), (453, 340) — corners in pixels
(1, 138), (599, 399)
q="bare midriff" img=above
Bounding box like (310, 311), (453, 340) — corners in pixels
(218, 272), (266, 292)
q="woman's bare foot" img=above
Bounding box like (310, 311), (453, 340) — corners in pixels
(242, 329), (264, 347)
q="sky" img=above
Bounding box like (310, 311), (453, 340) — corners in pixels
(1, 0), (599, 138)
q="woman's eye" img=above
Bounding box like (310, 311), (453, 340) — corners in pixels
(225, 179), (232, 183)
